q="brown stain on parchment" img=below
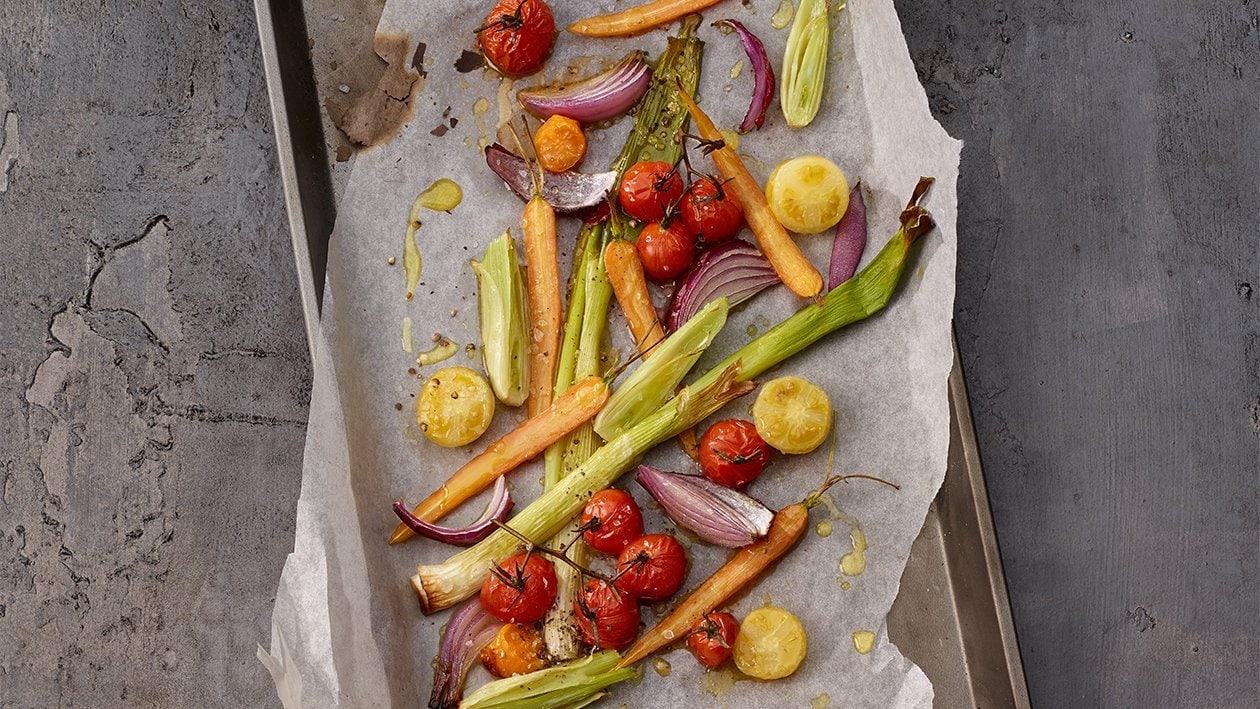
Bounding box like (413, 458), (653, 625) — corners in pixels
(328, 33), (424, 148)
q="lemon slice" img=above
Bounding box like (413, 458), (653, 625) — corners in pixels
(751, 375), (832, 455)
(417, 366), (495, 447)
(764, 155), (850, 234)
(734, 607), (808, 680)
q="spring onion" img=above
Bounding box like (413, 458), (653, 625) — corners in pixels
(472, 229), (530, 407)
(690, 177), (938, 391)
(594, 297), (729, 441)
(458, 650), (635, 709)
(780, 0), (831, 128)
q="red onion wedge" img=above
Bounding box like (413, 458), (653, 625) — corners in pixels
(712, 20), (775, 133)
(666, 240), (780, 331)
(485, 143), (617, 213)
(828, 180), (867, 290)
(518, 51), (652, 123)
(429, 598), (501, 709)
(635, 465), (775, 548)
(392, 477), (513, 546)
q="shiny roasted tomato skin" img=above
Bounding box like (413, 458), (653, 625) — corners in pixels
(687, 611), (740, 669)
(581, 489), (645, 555)
(614, 534), (687, 601)
(574, 579), (640, 650)
(698, 419), (772, 490)
(479, 553), (558, 624)
(636, 221), (696, 283)
(619, 161), (685, 223)
(477, 0), (557, 78)
(681, 178), (744, 244)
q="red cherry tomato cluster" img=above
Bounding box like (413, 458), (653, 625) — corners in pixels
(569, 489), (695, 652)
(618, 160), (746, 284)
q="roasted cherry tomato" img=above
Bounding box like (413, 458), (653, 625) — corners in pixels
(636, 220), (696, 283)
(681, 177), (744, 244)
(479, 553), (558, 624)
(574, 579), (640, 650)
(615, 534), (687, 601)
(618, 161), (684, 223)
(687, 611), (740, 669)
(698, 419), (772, 490)
(480, 623), (548, 678)
(476, 0), (557, 78)
(581, 489), (645, 555)
(535, 115), (586, 173)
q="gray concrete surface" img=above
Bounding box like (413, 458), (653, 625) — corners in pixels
(0, 1), (1257, 708)
(0, 1), (309, 705)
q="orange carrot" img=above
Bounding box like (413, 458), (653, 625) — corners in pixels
(618, 474), (897, 667)
(677, 85), (823, 300)
(568, 0), (723, 37)
(523, 194), (562, 417)
(605, 238), (702, 456)
(389, 376), (609, 544)
(604, 239), (667, 355)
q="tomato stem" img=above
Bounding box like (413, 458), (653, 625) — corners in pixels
(475, 0), (530, 33)
(492, 519), (619, 586)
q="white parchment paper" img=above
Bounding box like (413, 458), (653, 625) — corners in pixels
(261, 1), (961, 706)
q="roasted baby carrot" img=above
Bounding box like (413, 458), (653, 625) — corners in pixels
(604, 239), (667, 356)
(389, 376), (609, 545)
(568, 0), (723, 37)
(523, 193), (562, 417)
(677, 85), (824, 300)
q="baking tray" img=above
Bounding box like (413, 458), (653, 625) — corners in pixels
(253, 1), (1031, 705)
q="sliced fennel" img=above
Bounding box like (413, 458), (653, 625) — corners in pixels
(472, 230), (530, 407)
(593, 297), (729, 441)
(780, 0), (831, 128)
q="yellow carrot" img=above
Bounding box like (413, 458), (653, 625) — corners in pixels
(677, 85), (823, 300)
(568, 0), (723, 37)
(523, 194), (562, 417)
(389, 376), (609, 544)
(604, 239), (667, 355)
